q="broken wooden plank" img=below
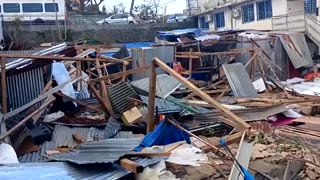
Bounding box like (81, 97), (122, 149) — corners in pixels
(4, 76), (81, 120)
(95, 58), (115, 117)
(119, 158), (143, 173)
(154, 58), (250, 131)
(0, 96), (56, 140)
(89, 65), (150, 84)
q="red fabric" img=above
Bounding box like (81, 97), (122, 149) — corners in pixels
(173, 62), (184, 75)
(304, 72), (320, 81)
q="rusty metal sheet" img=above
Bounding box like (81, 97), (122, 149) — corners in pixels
(279, 33), (313, 69)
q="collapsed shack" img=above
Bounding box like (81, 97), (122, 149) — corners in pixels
(0, 29), (320, 179)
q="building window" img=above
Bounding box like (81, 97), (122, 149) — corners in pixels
(242, 3), (254, 23)
(22, 3), (43, 13)
(257, 0), (272, 20)
(44, 3), (59, 12)
(214, 11), (225, 28)
(3, 3), (20, 13)
(304, 0), (317, 14)
(200, 17), (209, 29)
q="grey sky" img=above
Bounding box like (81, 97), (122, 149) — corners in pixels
(101, 0), (187, 15)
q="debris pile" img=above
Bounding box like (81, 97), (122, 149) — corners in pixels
(0, 30), (320, 179)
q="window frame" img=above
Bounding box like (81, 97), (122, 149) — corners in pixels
(241, 3), (255, 24)
(304, 0), (317, 14)
(111, 14), (122, 19)
(44, 3), (59, 12)
(22, 3), (43, 13)
(3, 3), (21, 13)
(257, 0), (272, 20)
(214, 11), (225, 29)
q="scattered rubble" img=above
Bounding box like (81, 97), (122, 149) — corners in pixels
(0, 30), (320, 179)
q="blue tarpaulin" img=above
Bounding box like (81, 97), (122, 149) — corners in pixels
(101, 42), (154, 57)
(135, 119), (191, 151)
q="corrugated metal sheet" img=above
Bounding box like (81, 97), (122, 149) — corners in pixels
(140, 95), (182, 114)
(19, 141), (55, 163)
(0, 50), (42, 63)
(108, 81), (138, 114)
(114, 131), (135, 139)
(0, 162), (131, 180)
(7, 67), (45, 110)
(222, 63), (258, 98)
(194, 105), (287, 122)
(19, 118), (121, 163)
(133, 157), (164, 167)
(48, 138), (142, 164)
(131, 46), (174, 80)
(131, 74), (181, 99)
(279, 33), (313, 69)
(52, 125), (111, 148)
(2, 43), (67, 71)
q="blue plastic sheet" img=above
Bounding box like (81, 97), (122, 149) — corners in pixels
(135, 119), (190, 151)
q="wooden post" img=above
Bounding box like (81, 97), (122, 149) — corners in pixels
(188, 48), (193, 78)
(122, 62), (127, 81)
(147, 60), (156, 133)
(1, 56), (7, 113)
(154, 57), (250, 131)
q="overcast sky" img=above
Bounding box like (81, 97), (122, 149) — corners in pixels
(101, 0), (187, 15)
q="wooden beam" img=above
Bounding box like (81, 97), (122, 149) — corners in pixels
(154, 58), (250, 131)
(88, 84), (112, 113)
(1, 56), (7, 113)
(0, 96), (56, 140)
(95, 58), (115, 117)
(119, 158), (143, 174)
(100, 55), (130, 64)
(41, 80), (53, 94)
(147, 61), (156, 133)
(89, 65), (151, 84)
(3, 76), (81, 120)
(55, 92), (102, 112)
(0, 54), (122, 63)
(124, 152), (171, 157)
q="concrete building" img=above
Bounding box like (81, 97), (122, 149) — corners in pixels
(197, 0), (318, 30)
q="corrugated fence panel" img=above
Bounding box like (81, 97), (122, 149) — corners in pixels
(7, 67), (44, 110)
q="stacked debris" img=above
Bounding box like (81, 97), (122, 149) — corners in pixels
(1, 30), (320, 179)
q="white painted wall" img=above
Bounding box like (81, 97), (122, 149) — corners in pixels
(198, 0), (302, 31)
(287, 0), (304, 14)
